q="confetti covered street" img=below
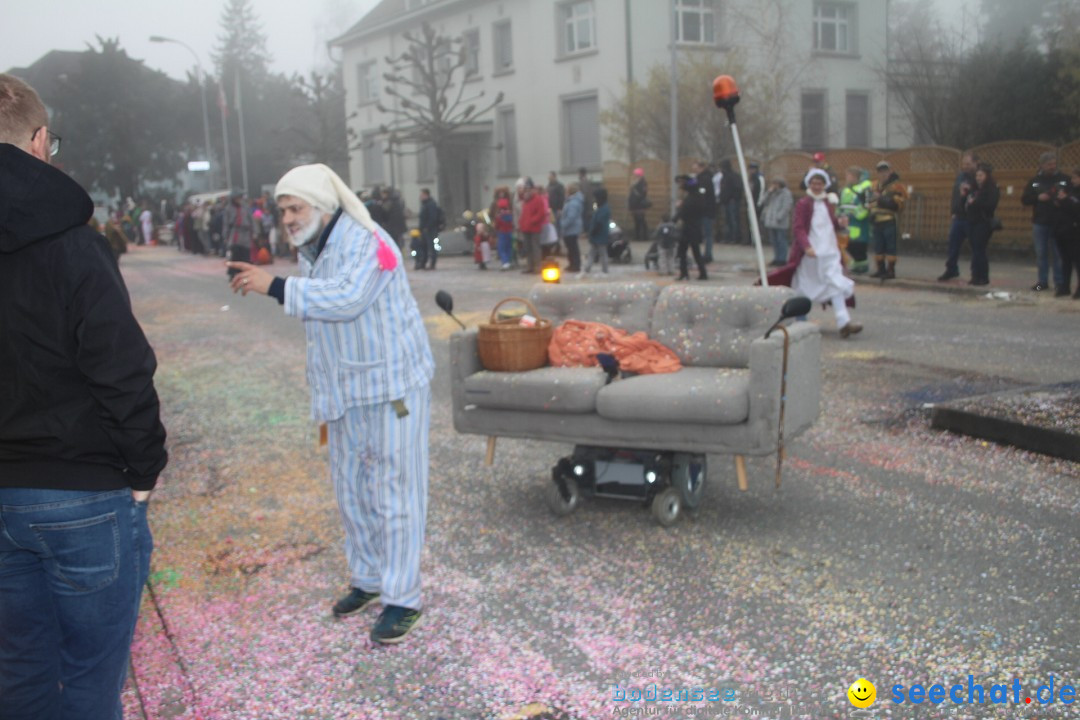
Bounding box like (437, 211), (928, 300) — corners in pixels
(119, 244), (1079, 720)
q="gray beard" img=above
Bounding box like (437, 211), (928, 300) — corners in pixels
(289, 215), (323, 248)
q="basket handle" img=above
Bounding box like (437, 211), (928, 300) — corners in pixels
(489, 296), (543, 324)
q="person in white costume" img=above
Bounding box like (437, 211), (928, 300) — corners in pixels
(789, 168), (863, 338)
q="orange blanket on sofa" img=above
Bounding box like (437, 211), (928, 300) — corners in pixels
(548, 320), (682, 375)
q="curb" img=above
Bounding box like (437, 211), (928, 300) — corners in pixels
(930, 383), (1080, 462)
(849, 274), (1031, 297)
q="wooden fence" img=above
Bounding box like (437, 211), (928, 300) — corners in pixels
(603, 141), (1080, 252)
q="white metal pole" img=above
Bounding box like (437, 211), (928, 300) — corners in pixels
(220, 80), (233, 191)
(729, 122), (768, 286)
(668, 0), (679, 215)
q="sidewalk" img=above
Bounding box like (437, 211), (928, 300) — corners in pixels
(699, 240), (1070, 299)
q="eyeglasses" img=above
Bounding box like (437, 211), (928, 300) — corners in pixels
(31, 127), (62, 157)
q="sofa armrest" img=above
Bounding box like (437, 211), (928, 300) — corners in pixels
(449, 329), (482, 431)
(747, 321), (821, 450)
(449, 328), (482, 383)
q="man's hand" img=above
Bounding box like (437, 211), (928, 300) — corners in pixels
(1039, 192), (1051, 202)
(805, 246), (817, 258)
(133, 489), (152, 503)
(226, 261), (273, 296)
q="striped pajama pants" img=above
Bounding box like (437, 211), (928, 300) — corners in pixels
(327, 384), (431, 610)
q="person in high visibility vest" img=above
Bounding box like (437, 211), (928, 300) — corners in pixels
(838, 166), (873, 274)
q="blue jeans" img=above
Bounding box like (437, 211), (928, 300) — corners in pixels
(496, 232), (514, 265)
(723, 200), (741, 244)
(1032, 223), (1064, 287)
(944, 217), (969, 274)
(0, 488), (152, 720)
(873, 220), (898, 256)
(767, 227), (789, 264)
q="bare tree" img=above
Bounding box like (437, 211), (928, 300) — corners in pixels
(1045, 0), (1080, 121)
(291, 71), (349, 177)
(725, 0), (807, 156)
(601, 1), (805, 164)
(374, 22), (502, 212)
(601, 50), (803, 164)
(982, 0), (1055, 46)
(883, 0), (976, 146)
(884, 0), (1075, 146)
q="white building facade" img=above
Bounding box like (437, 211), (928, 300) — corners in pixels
(332, 0), (907, 214)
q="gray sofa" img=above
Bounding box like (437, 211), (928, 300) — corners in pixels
(449, 281), (821, 491)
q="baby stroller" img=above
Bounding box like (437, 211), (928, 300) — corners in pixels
(606, 220), (632, 264)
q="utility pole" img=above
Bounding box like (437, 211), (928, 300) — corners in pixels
(235, 67), (250, 196)
(149, 36), (215, 188)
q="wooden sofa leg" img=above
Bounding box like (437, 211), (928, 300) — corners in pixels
(485, 436), (497, 466)
(735, 455), (748, 492)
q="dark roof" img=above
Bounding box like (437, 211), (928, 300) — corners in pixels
(8, 48), (183, 122)
(331, 0), (457, 47)
(332, 0), (403, 46)
(6, 50), (84, 101)
(358, 0), (404, 30)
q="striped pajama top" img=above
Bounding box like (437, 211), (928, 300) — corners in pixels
(284, 213), (434, 422)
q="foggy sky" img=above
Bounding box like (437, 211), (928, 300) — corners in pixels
(3, 0), (979, 82)
(0, 0), (378, 80)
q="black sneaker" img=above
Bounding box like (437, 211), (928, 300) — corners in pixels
(938, 271), (959, 281)
(332, 587), (380, 618)
(370, 605), (423, 644)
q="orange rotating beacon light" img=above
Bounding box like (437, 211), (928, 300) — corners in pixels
(712, 74), (740, 122)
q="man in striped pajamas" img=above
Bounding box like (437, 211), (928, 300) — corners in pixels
(227, 164), (434, 644)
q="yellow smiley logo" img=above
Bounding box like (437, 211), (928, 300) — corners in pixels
(848, 678), (876, 708)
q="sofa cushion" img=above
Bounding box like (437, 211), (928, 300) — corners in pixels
(529, 282), (660, 334)
(650, 285), (794, 368)
(595, 367), (750, 425)
(464, 367), (607, 413)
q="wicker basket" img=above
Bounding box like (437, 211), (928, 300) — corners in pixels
(477, 297), (554, 372)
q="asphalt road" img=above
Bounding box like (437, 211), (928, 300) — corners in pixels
(121, 244), (1078, 720)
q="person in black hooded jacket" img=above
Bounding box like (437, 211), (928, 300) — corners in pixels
(673, 174), (709, 281)
(1052, 167), (1080, 299)
(0, 73), (166, 718)
(963, 162), (1000, 286)
(1021, 152), (1070, 293)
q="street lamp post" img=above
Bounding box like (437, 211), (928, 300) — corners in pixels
(150, 36), (215, 189)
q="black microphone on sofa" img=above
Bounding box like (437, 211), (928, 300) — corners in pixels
(435, 290), (466, 330)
